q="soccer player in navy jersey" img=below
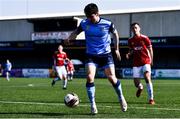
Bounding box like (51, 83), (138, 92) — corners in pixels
(66, 3), (127, 114)
(126, 22), (155, 105)
(0, 64), (3, 77)
(5, 59), (12, 81)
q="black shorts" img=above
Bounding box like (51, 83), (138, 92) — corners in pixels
(5, 70), (11, 73)
(86, 53), (114, 69)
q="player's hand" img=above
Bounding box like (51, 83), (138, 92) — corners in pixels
(115, 50), (121, 61)
(126, 53), (130, 59)
(151, 61), (153, 66)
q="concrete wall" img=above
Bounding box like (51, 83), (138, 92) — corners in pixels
(131, 11), (180, 37)
(0, 10), (180, 41)
(0, 20), (33, 41)
(102, 10), (180, 38)
(103, 14), (130, 38)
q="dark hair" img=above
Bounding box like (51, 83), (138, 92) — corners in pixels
(84, 3), (99, 17)
(130, 22), (140, 28)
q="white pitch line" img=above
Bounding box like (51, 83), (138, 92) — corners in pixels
(0, 100), (62, 106)
(0, 100), (180, 111)
(128, 106), (180, 111)
(0, 84), (48, 88)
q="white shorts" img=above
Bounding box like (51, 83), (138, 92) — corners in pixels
(55, 66), (67, 79)
(133, 64), (151, 78)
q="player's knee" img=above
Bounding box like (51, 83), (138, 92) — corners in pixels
(144, 71), (150, 77)
(144, 73), (151, 83)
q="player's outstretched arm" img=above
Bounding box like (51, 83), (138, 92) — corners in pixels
(112, 29), (121, 61)
(64, 29), (79, 45)
(126, 49), (133, 60)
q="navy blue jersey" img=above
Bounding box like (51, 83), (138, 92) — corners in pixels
(5, 62), (12, 71)
(77, 18), (116, 55)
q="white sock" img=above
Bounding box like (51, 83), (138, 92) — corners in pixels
(113, 80), (124, 101)
(86, 82), (96, 107)
(138, 83), (143, 89)
(6, 78), (10, 81)
(146, 83), (154, 100)
(6, 75), (10, 81)
(63, 79), (67, 88)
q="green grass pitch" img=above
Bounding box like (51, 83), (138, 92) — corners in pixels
(0, 78), (180, 118)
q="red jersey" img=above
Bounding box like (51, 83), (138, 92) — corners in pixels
(67, 61), (74, 71)
(53, 51), (67, 66)
(128, 34), (152, 67)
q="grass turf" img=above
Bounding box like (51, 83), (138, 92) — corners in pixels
(0, 78), (180, 118)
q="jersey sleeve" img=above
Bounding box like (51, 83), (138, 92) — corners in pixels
(128, 39), (133, 49)
(109, 23), (116, 33)
(144, 37), (152, 48)
(76, 22), (83, 34)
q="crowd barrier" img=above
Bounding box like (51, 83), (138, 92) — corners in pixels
(1, 68), (180, 79)
(122, 68), (180, 79)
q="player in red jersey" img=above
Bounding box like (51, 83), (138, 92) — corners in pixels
(0, 64), (3, 76)
(126, 22), (155, 104)
(66, 60), (75, 81)
(51, 45), (69, 89)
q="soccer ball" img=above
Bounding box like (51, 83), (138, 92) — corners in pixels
(64, 93), (79, 107)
